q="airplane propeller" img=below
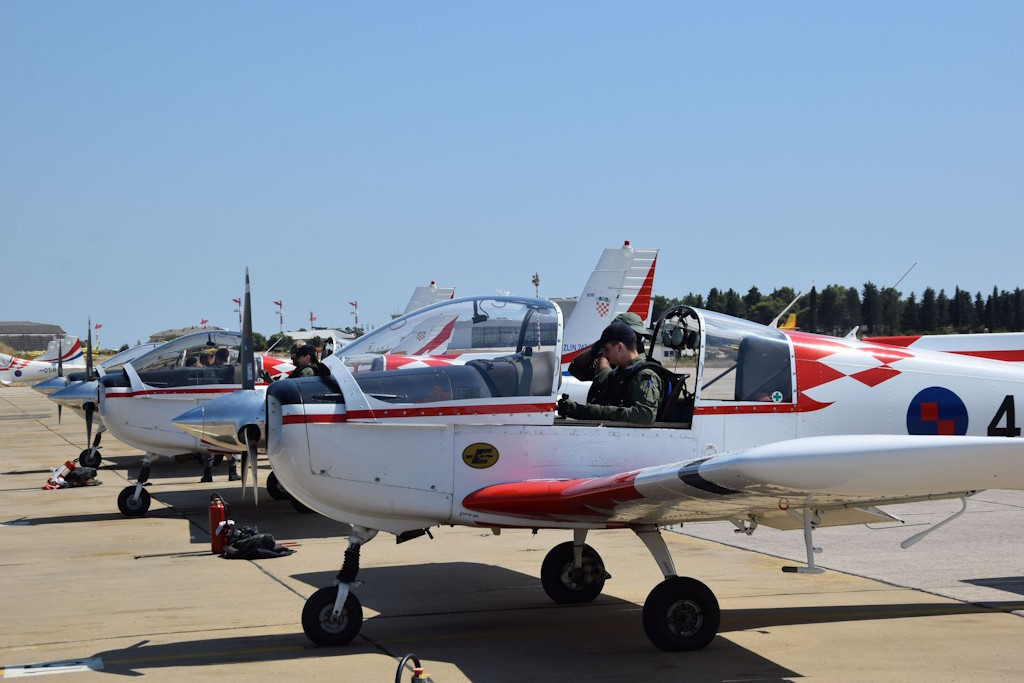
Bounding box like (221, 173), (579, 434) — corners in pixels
(56, 337), (64, 424)
(239, 268), (259, 505)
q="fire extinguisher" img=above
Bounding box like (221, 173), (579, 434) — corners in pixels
(44, 460), (76, 489)
(209, 493), (231, 554)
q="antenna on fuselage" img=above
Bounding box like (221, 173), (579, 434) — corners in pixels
(770, 281), (813, 329)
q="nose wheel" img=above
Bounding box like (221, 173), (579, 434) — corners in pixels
(117, 486), (151, 517)
(301, 586), (363, 646)
(78, 447), (102, 469)
(266, 471), (290, 500)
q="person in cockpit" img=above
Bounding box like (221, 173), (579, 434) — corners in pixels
(212, 347), (231, 365)
(558, 320), (662, 425)
(185, 355), (202, 368)
(568, 312), (651, 403)
(288, 344), (319, 378)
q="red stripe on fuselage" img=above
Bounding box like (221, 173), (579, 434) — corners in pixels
(462, 472), (643, 519)
(283, 402), (555, 425)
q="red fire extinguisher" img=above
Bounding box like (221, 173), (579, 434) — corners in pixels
(209, 493), (231, 554)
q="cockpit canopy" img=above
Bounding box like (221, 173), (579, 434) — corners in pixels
(337, 296), (562, 403)
(102, 330), (249, 389)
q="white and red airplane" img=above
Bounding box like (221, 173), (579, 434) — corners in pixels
(0, 336), (84, 385)
(253, 289), (1024, 652)
(171, 243), (659, 505)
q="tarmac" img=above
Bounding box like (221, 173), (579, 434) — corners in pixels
(2, 385), (1024, 681)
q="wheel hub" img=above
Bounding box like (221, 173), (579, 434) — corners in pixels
(665, 599), (702, 637)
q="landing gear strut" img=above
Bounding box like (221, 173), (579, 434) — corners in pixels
(302, 526), (377, 646)
(117, 456), (153, 517)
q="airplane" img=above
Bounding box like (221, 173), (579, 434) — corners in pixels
(35, 341), (162, 467)
(0, 335), (84, 385)
(79, 278), (458, 517)
(245, 287), (1024, 652)
(171, 243), (659, 506)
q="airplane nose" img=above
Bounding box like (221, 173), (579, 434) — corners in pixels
(49, 380), (100, 409)
(33, 376), (69, 396)
(172, 390), (267, 452)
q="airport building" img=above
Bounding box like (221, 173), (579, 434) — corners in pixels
(0, 321), (68, 353)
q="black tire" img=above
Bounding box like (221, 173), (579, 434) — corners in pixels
(642, 576), (720, 651)
(267, 471), (289, 501)
(301, 586), (363, 646)
(117, 486), (151, 517)
(540, 541), (607, 604)
(79, 448), (102, 469)
(290, 494), (315, 514)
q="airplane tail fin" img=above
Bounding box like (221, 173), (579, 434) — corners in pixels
(404, 281), (456, 316)
(779, 314), (797, 330)
(37, 336), (82, 363)
(561, 241), (658, 370)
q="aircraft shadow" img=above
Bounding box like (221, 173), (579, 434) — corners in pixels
(963, 576), (1024, 598)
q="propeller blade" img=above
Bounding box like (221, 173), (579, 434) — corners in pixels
(58, 404), (62, 424)
(57, 337), (64, 378)
(243, 426), (259, 506)
(241, 268), (255, 391)
(84, 403), (94, 454)
(86, 318), (94, 380)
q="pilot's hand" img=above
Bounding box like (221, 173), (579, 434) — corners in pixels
(595, 354), (611, 372)
(557, 395), (579, 418)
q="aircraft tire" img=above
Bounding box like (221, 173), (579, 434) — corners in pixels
(79, 448), (102, 469)
(117, 486), (151, 518)
(540, 541), (606, 604)
(266, 472), (289, 501)
(642, 576), (719, 651)
(301, 586), (363, 646)
(289, 494), (315, 514)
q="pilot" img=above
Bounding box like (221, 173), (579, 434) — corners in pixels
(557, 320), (662, 425)
(212, 347), (231, 365)
(200, 351), (214, 367)
(288, 344), (319, 378)
(568, 312), (651, 399)
(185, 355), (202, 368)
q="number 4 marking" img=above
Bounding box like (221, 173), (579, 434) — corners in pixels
(987, 395), (1021, 437)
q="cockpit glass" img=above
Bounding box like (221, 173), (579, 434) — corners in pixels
(130, 331), (242, 372)
(338, 297), (560, 402)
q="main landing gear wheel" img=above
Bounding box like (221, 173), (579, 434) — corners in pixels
(117, 487), (151, 517)
(78, 448), (102, 469)
(266, 471), (289, 501)
(540, 541), (607, 604)
(290, 495), (314, 514)
(302, 586), (363, 646)
(642, 576), (720, 651)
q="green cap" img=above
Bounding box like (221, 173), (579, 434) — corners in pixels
(613, 312), (650, 338)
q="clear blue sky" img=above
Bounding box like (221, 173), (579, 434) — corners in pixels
(3, 2), (1022, 348)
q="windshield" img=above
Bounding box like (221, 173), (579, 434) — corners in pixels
(99, 343), (161, 371)
(338, 296), (561, 403)
(129, 331), (242, 372)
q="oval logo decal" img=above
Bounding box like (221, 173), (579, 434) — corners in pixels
(462, 443), (499, 469)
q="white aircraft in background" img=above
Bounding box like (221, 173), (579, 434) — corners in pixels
(34, 342), (162, 466)
(67, 277), (457, 517)
(0, 336), (84, 385)
(253, 284), (1024, 652)
(172, 242), (659, 507)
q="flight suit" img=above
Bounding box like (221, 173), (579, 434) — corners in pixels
(561, 353), (663, 425)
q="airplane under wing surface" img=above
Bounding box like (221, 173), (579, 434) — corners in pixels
(463, 435), (1024, 526)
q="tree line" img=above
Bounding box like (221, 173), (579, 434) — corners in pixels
(653, 284), (1024, 337)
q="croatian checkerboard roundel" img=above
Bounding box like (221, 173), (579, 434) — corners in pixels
(906, 387), (969, 435)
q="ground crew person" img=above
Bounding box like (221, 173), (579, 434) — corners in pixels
(557, 320), (662, 425)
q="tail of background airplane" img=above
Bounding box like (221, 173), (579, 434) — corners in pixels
(403, 282), (456, 316)
(561, 241), (658, 372)
(37, 336), (83, 363)
(778, 314), (797, 331)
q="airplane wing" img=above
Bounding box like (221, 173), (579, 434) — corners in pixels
(462, 435), (1024, 527)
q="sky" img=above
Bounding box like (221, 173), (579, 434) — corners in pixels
(3, 2), (1022, 348)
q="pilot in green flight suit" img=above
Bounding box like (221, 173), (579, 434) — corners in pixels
(557, 320), (663, 425)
